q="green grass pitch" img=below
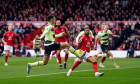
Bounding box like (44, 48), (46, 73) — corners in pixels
(0, 57), (140, 84)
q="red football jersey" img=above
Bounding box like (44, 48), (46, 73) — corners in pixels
(78, 35), (93, 52)
(3, 31), (16, 46)
(54, 26), (67, 42)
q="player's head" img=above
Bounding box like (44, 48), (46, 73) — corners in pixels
(104, 24), (109, 31)
(101, 23), (105, 30)
(84, 25), (90, 36)
(56, 20), (61, 28)
(8, 26), (13, 32)
(48, 15), (56, 24)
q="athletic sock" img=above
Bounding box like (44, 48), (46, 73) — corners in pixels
(52, 51), (56, 56)
(93, 62), (98, 73)
(101, 57), (106, 64)
(5, 55), (8, 63)
(30, 61), (44, 67)
(64, 54), (68, 63)
(68, 46), (79, 57)
(56, 54), (61, 64)
(98, 53), (107, 57)
(110, 56), (116, 65)
(71, 61), (81, 70)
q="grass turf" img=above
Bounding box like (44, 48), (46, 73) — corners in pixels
(0, 57), (140, 84)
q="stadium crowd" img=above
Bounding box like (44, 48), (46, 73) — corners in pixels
(0, 21), (139, 56)
(0, 0), (139, 56)
(0, 0), (139, 22)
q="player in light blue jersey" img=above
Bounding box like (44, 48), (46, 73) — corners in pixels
(27, 15), (86, 74)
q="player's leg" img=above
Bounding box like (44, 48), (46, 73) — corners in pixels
(67, 58), (82, 76)
(27, 45), (51, 74)
(64, 49), (69, 69)
(56, 50), (62, 69)
(60, 43), (86, 59)
(106, 51), (119, 68)
(4, 50), (9, 66)
(99, 45), (109, 68)
(87, 56), (104, 77)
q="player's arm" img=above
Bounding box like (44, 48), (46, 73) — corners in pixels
(77, 37), (83, 49)
(76, 31), (84, 43)
(2, 33), (7, 45)
(55, 32), (66, 38)
(94, 33), (101, 50)
(65, 28), (72, 42)
(109, 31), (119, 38)
(89, 30), (94, 38)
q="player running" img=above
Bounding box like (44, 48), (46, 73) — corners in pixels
(94, 24), (107, 67)
(33, 35), (42, 60)
(54, 20), (72, 69)
(94, 24), (119, 68)
(2, 26), (16, 66)
(67, 26), (104, 77)
(27, 15), (86, 74)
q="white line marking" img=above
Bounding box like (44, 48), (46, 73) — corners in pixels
(26, 66), (140, 77)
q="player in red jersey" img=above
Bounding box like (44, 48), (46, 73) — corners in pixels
(2, 26), (16, 66)
(67, 26), (104, 77)
(54, 20), (72, 69)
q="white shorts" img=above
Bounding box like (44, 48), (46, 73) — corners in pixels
(4, 45), (13, 53)
(97, 43), (102, 53)
(83, 52), (93, 60)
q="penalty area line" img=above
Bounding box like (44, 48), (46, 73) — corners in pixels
(26, 66), (140, 77)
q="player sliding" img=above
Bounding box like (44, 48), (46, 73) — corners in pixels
(27, 15), (86, 74)
(67, 26), (104, 77)
(54, 20), (72, 69)
(33, 35), (42, 60)
(94, 24), (119, 68)
(2, 26), (16, 66)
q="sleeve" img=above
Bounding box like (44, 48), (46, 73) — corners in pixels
(55, 33), (63, 38)
(78, 37), (84, 45)
(76, 31), (84, 43)
(97, 32), (101, 39)
(89, 30), (94, 38)
(40, 26), (51, 39)
(108, 30), (112, 34)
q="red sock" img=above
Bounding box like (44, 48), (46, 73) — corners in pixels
(71, 61), (81, 70)
(5, 55), (8, 63)
(101, 57), (106, 63)
(64, 54), (68, 63)
(93, 62), (98, 73)
(56, 54), (61, 64)
(52, 51), (56, 56)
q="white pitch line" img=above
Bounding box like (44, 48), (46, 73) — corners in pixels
(26, 66), (140, 77)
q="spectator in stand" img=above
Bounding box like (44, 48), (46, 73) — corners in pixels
(127, 44), (134, 58)
(19, 43), (26, 57)
(0, 43), (4, 55)
(13, 25), (18, 33)
(0, 29), (4, 38)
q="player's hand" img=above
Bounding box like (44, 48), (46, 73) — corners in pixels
(62, 32), (66, 36)
(4, 42), (7, 45)
(116, 35), (120, 38)
(69, 38), (72, 42)
(93, 45), (97, 50)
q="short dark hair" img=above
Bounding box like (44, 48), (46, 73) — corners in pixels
(47, 15), (54, 21)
